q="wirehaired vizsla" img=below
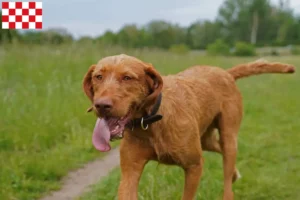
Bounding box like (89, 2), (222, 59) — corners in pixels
(82, 54), (295, 200)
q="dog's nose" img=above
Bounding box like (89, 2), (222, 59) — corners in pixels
(94, 98), (113, 113)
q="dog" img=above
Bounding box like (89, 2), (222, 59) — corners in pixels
(82, 54), (295, 200)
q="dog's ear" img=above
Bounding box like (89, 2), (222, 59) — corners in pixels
(83, 65), (96, 102)
(143, 64), (163, 108)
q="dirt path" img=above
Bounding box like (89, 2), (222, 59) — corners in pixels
(40, 148), (120, 200)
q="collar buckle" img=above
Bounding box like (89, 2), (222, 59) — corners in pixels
(141, 117), (149, 130)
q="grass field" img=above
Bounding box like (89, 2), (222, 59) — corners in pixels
(0, 44), (125, 200)
(0, 45), (299, 200)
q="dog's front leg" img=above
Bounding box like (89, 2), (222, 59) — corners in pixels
(118, 138), (153, 200)
(182, 157), (204, 200)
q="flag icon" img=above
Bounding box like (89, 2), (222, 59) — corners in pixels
(1, 2), (42, 29)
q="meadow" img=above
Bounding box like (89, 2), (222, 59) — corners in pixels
(0, 44), (299, 200)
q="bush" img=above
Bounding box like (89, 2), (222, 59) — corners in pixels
(234, 42), (256, 56)
(169, 44), (190, 54)
(206, 39), (230, 56)
(270, 49), (279, 56)
(290, 46), (300, 55)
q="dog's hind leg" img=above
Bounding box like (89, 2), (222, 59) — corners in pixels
(217, 100), (243, 200)
(201, 128), (241, 183)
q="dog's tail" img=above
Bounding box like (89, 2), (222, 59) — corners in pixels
(227, 60), (295, 80)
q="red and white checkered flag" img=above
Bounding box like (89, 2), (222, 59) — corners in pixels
(1, 2), (42, 29)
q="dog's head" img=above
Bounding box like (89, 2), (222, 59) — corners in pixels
(83, 54), (163, 151)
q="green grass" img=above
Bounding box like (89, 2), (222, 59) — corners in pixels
(0, 45), (299, 200)
(0, 44), (125, 200)
(79, 55), (300, 200)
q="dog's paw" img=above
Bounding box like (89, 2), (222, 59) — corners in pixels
(236, 169), (242, 180)
(232, 169), (242, 183)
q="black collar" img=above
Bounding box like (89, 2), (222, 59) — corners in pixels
(126, 93), (163, 131)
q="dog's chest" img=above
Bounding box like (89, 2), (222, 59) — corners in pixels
(150, 141), (184, 166)
(152, 152), (180, 165)
(149, 135), (202, 167)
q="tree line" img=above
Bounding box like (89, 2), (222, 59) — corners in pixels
(1, 0), (300, 49)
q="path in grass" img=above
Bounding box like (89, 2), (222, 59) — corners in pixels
(40, 148), (120, 200)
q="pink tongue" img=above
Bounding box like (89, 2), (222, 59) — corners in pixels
(92, 118), (111, 152)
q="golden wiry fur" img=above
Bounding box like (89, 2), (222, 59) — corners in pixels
(82, 54), (295, 200)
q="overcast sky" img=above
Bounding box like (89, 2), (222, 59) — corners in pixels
(10, 0), (300, 38)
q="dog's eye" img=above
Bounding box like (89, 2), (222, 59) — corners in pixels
(123, 76), (132, 81)
(96, 75), (102, 80)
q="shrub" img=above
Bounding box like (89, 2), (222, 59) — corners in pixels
(206, 39), (230, 56)
(234, 42), (256, 56)
(270, 49), (279, 56)
(290, 46), (300, 55)
(169, 44), (190, 54)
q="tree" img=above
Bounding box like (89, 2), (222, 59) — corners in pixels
(21, 28), (73, 44)
(1, 1), (300, 48)
(272, 3), (299, 45)
(249, 0), (270, 44)
(217, 0), (251, 44)
(187, 20), (222, 49)
(116, 24), (144, 48)
(217, 0), (271, 45)
(145, 20), (186, 49)
(0, 11), (20, 43)
(96, 30), (118, 46)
